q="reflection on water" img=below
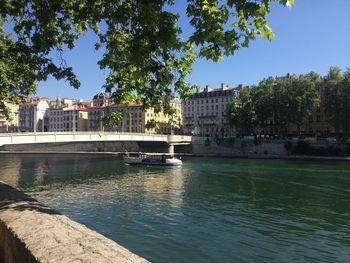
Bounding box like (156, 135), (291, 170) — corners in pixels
(1, 154), (350, 263)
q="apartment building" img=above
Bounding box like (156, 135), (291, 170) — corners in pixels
(88, 93), (182, 134)
(19, 99), (49, 132)
(62, 108), (89, 132)
(0, 101), (19, 132)
(182, 84), (241, 138)
(92, 92), (111, 107)
(45, 108), (65, 132)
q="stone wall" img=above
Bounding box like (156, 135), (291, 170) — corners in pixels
(2, 141), (170, 153)
(0, 182), (149, 263)
(187, 137), (288, 156)
(178, 137), (350, 157)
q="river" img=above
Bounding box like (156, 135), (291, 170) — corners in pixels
(1, 154), (350, 262)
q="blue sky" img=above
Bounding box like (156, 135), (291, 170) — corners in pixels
(37, 0), (350, 101)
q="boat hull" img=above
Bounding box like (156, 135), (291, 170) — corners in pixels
(124, 156), (182, 166)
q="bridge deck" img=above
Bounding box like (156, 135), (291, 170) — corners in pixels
(0, 132), (191, 146)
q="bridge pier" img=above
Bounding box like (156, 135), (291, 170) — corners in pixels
(168, 144), (174, 155)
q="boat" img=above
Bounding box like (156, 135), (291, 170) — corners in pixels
(124, 153), (182, 166)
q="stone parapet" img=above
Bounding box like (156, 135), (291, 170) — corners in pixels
(0, 182), (149, 263)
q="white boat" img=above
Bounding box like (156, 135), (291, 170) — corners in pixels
(124, 153), (182, 166)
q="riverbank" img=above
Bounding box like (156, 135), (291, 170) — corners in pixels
(0, 182), (149, 263)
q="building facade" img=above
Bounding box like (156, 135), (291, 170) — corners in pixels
(45, 108), (64, 132)
(0, 101), (19, 133)
(62, 108), (89, 132)
(182, 84), (241, 137)
(19, 99), (49, 132)
(88, 101), (182, 134)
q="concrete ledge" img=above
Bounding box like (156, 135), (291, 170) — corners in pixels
(0, 182), (149, 263)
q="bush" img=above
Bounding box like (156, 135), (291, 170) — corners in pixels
(241, 140), (248, 148)
(254, 137), (261, 145)
(326, 146), (340, 156)
(314, 146), (327, 156)
(284, 141), (293, 152)
(204, 138), (211, 146)
(346, 144), (350, 155)
(291, 141), (314, 155)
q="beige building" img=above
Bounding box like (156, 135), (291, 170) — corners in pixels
(88, 101), (181, 134)
(88, 92), (181, 134)
(62, 107), (88, 132)
(182, 84), (241, 137)
(0, 101), (19, 133)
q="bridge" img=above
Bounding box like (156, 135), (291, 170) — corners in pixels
(0, 132), (192, 154)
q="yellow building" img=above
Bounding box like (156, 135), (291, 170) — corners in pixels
(88, 101), (182, 134)
(0, 101), (19, 132)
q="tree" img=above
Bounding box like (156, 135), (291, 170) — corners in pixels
(324, 67), (350, 134)
(254, 74), (320, 135)
(251, 78), (274, 129)
(227, 88), (255, 135)
(0, 0), (294, 120)
(279, 76), (320, 133)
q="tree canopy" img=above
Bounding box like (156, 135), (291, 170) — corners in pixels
(324, 67), (350, 133)
(0, 0), (293, 119)
(228, 72), (320, 136)
(228, 87), (255, 135)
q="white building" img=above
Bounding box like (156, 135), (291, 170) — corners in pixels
(19, 99), (49, 132)
(182, 84), (242, 138)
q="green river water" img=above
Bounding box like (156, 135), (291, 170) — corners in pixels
(1, 154), (350, 262)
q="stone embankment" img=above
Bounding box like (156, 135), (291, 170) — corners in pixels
(0, 182), (149, 263)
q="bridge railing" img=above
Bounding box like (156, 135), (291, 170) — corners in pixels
(0, 132), (192, 146)
(167, 135), (192, 145)
(0, 131), (167, 137)
(0, 132), (170, 146)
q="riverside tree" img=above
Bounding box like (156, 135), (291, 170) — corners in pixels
(324, 67), (350, 134)
(227, 87), (255, 135)
(280, 76), (320, 133)
(228, 73), (320, 136)
(0, 0), (294, 121)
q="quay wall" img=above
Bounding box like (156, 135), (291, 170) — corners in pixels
(177, 137), (350, 157)
(0, 182), (149, 263)
(187, 137), (288, 156)
(1, 137), (349, 158)
(1, 141), (170, 153)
